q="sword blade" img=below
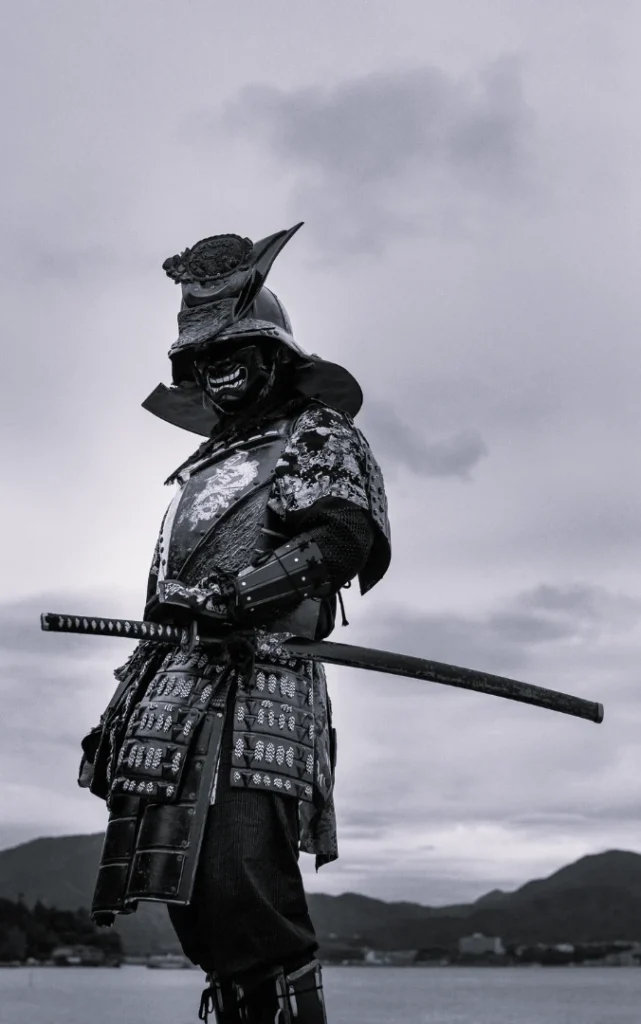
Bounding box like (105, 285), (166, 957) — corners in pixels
(40, 612), (603, 724)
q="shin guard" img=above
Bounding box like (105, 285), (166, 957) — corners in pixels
(198, 958), (328, 1023)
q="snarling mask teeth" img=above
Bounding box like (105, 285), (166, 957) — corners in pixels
(205, 365), (247, 390)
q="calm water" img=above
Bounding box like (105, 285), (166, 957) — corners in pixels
(1, 965), (640, 1024)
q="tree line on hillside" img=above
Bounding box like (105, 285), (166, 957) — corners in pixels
(0, 898), (122, 963)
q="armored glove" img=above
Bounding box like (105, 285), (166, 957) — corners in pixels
(146, 532), (333, 629)
(157, 576), (235, 623)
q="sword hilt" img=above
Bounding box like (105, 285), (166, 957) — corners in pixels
(40, 612), (187, 645)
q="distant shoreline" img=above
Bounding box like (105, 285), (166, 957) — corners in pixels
(2, 962), (641, 971)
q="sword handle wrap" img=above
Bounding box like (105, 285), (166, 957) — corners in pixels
(40, 613), (185, 645)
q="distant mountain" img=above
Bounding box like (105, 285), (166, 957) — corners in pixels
(0, 834), (181, 955)
(360, 850), (641, 951)
(0, 836), (639, 955)
(507, 849), (641, 902)
(0, 834), (104, 910)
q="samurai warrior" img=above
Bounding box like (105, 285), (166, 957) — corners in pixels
(78, 223), (391, 1022)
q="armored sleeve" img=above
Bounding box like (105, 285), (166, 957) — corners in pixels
(301, 506), (375, 589)
(267, 403), (391, 594)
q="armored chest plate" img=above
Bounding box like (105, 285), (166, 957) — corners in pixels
(161, 431), (288, 582)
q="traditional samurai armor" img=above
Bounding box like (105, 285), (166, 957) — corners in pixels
(78, 224), (391, 1023)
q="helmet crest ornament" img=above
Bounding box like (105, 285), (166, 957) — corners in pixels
(142, 222), (364, 434)
(162, 234), (253, 284)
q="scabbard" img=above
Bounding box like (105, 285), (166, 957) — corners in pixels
(40, 611), (604, 724)
(283, 639), (604, 725)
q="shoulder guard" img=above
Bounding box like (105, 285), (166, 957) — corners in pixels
(267, 403), (391, 594)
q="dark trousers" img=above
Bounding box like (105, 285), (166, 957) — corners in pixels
(168, 687), (319, 980)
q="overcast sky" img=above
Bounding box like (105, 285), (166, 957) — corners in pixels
(2, 0), (640, 906)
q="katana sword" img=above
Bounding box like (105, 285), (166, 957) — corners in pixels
(40, 612), (604, 724)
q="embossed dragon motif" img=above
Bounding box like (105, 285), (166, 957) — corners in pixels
(177, 451), (261, 528)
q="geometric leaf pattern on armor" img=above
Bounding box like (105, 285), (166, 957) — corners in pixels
(226, 659), (316, 803)
(111, 657), (229, 803)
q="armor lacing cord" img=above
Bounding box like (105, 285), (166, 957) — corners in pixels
(337, 581), (350, 627)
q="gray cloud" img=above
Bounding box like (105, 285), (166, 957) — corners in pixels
(485, 583), (641, 648)
(364, 607), (528, 682)
(347, 580), (641, 706)
(0, 589), (140, 849)
(486, 611), (574, 645)
(188, 56), (534, 254)
(515, 583), (641, 629)
(359, 399), (489, 479)
(224, 58), (530, 185)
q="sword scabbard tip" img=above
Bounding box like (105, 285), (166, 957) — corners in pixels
(40, 613), (50, 630)
(595, 702), (604, 724)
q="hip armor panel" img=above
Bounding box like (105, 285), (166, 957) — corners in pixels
(92, 649), (234, 919)
(230, 658), (316, 803)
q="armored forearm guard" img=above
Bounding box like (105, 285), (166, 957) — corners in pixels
(235, 532), (333, 617)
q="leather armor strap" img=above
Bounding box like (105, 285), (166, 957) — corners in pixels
(235, 532), (332, 616)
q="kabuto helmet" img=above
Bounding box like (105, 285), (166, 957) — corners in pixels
(142, 222), (363, 436)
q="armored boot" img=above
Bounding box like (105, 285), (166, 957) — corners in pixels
(198, 957), (328, 1023)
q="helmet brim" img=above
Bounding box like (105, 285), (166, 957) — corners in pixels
(142, 350), (362, 436)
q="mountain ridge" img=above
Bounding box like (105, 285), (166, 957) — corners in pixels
(0, 835), (638, 955)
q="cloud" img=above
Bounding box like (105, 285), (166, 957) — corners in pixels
(0, 589), (141, 848)
(187, 56), (534, 254)
(357, 581), (641, 681)
(359, 399), (489, 479)
(515, 583), (641, 632)
(486, 583), (641, 648)
(225, 58), (529, 187)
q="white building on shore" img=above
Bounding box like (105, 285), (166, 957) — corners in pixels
(458, 933), (505, 956)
